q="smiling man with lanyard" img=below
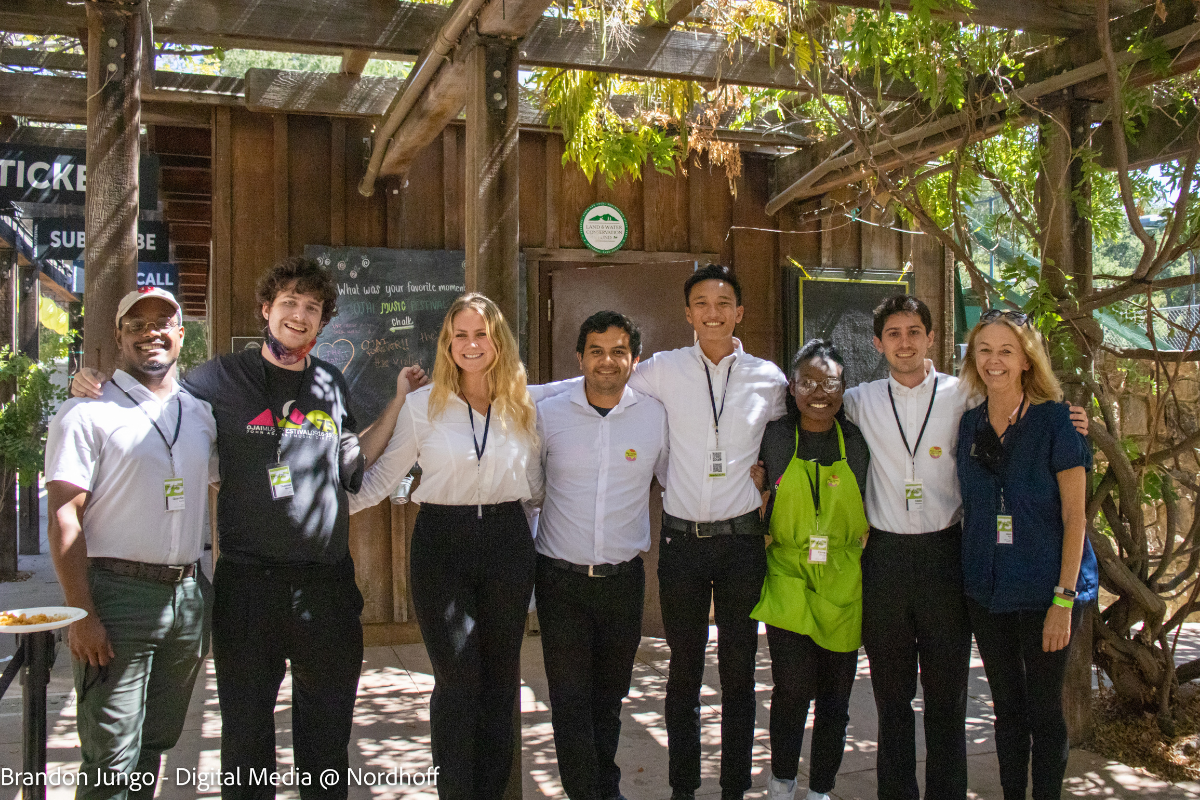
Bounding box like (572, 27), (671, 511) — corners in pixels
(47, 288), (216, 798)
(626, 265), (787, 800)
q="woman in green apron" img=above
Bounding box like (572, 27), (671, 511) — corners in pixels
(751, 339), (870, 800)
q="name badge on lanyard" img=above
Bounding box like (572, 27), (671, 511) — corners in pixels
(905, 479), (924, 511)
(268, 464), (295, 499)
(164, 478), (186, 511)
(996, 488), (1013, 544)
(808, 535), (829, 563)
(888, 378), (938, 515)
(703, 356), (736, 481)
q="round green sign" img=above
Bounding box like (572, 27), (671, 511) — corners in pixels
(580, 202), (628, 254)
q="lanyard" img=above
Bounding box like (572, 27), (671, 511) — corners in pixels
(114, 378), (183, 477)
(468, 402), (492, 518)
(703, 355), (736, 447)
(887, 376), (938, 479)
(977, 396), (1025, 511)
(468, 403), (492, 461)
(263, 356), (311, 464)
(999, 394), (1026, 444)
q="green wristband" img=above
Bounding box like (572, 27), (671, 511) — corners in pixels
(1052, 595), (1074, 609)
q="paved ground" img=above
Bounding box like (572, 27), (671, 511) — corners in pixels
(3, 492), (1200, 799)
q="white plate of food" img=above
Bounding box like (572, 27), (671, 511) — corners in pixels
(0, 607), (86, 633)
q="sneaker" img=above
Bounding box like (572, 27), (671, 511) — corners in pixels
(670, 792), (695, 800)
(767, 775), (797, 800)
(805, 791), (830, 800)
(721, 791), (744, 800)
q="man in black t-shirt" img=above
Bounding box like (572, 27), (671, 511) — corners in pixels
(182, 258), (365, 799)
(74, 257), (422, 800)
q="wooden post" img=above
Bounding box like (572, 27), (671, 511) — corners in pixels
(464, 41), (521, 331)
(465, 42), (523, 800)
(17, 262), (39, 556)
(83, 0), (144, 372)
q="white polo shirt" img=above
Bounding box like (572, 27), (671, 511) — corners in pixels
(536, 378), (668, 566)
(842, 366), (980, 534)
(626, 340), (788, 522)
(352, 385), (543, 512)
(45, 370), (218, 565)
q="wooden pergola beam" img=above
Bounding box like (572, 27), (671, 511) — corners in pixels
(0, 72), (213, 127)
(340, 49), (373, 74)
(1, 0), (913, 96)
(0, 69), (806, 148)
(810, 0), (1144, 34)
(1093, 104), (1200, 171)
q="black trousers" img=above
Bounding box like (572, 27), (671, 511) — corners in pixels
(535, 555), (645, 800)
(968, 598), (1081, 800)
(860, 526), (971, 800)
(212, 555), (365, 800)
(410, 502), (535, 800)
(766, 626), (857, 794)
(658, 528), (767, 795)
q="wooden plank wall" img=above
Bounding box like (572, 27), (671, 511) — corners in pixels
(209, 105), (946, 644)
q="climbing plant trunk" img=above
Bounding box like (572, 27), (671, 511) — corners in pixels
(1037, 95), (1100, 744)
(83, 0), (144, 373)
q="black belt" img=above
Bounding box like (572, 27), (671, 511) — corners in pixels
(419, 501), (522, 518)
(540, 554), (641, 578)
(92, 557), (197, 584)
(868, 522), (962, 538)
(662, 510), (762, 538)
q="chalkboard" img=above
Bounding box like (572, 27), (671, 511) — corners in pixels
(306, 246), (466, 422)
(785, 276), (913, 387)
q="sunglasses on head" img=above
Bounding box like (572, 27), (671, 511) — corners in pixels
(979, 309), (1029, 326)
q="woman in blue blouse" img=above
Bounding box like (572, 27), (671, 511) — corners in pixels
(956, 310), (1097, 800)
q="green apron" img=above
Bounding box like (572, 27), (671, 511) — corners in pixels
(751, 420), (868, 652)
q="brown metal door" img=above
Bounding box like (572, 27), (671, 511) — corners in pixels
(549, 261), (697, 380)
(547, 260), (696, 637)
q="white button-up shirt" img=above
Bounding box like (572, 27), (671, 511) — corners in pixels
(842, 366), (980, 534)
(351, 385), (543, 512)
(536, 379), (668, 566)
(626, 340), (787, 522)
(45, 370), (218, 565)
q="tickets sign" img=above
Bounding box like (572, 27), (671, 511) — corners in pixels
(0, 144), (159, 208)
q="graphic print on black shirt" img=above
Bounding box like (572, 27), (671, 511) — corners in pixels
(183, 348), (358, 566)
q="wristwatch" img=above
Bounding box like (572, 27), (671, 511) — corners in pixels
(1054, 585), (1077, 598)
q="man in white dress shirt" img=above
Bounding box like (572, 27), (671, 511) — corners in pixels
(839, 295), (974, 800)
(46, 288), (216, 799)
(841, 295), (1086, 800)
(535, 311), (668, 800)
(627, 265), (787, 800)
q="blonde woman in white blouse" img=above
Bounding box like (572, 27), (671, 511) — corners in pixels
(352, 293), (542, 800)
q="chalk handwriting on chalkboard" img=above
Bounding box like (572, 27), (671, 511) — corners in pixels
(306, 245), (466, 423)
